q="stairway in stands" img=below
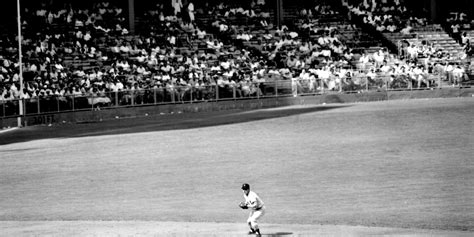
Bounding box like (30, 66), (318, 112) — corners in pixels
(384, 24), (464, 58)
(467, 30), (474, 39)
(414, 25), (465, 57)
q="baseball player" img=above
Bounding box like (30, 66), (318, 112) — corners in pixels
(240, 183), (265, 236)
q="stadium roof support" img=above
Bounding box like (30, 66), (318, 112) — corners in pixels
(17, 0), (24, 127)
(128, 0), (135, 34)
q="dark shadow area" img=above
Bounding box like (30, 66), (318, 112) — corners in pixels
(0, 148), (39, 153)
(0, 105), (349, 145)
(263, 232), (293, 236)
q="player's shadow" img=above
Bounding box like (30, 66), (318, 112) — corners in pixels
(262, 232), (293, 236)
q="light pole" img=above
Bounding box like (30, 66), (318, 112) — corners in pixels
(17, 0), (24, 127)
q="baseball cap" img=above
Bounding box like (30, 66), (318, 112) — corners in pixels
(241, 183), (250, 190)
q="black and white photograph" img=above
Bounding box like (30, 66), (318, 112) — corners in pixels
(0, 0), (473, 236)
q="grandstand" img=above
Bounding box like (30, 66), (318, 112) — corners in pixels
(0, 0), (473, 119)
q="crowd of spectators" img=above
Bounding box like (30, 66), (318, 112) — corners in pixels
(1, 0), (473, 116)
(343, 0), (427, 34)
(397, 38), (466, 62)
(0, 0), (278, 112)
(340, 0), (473, 85)
(209, 1), (455, 92)
(1, 1), (128, 108)
(204, 1), (367, 92)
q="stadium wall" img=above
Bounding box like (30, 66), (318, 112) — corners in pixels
(1, 88), (473, 129)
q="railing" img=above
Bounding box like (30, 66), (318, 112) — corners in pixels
(0, 74), (468, 118)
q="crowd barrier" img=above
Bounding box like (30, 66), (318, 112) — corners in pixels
(0, 74), (468, 118)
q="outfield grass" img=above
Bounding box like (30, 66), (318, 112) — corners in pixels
(0, 97), (473, 234)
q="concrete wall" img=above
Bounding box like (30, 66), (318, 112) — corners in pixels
(2, 88), (473, 129)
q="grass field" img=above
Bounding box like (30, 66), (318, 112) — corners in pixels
(0, 97), (473, 236)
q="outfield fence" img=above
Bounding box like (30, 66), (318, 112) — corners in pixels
(1, 74), (471, 118)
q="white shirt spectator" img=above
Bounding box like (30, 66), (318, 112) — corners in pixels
(453, 66), (464, 78)
(219, 23), (228, 32)
(321, 49), (331, 57)
(188, 2), (195, 22)
(168, 35), (176, 45)
(119, 45), (130, 53)
(237, 33), (253, 41)
(196, 28), (206, 39)
(84, 32), (92, 42)
(29, 64), (38, 72)
(400, 25), (412, 35)
(317, 68), (331, 80)
(366, 69), (377, 79)
(451, 24), (460, 34)
(172, 0), (183, 15)
(387, 24), (397, 32)
(220, 61), (231, 70)
(76, 31), (83, 39)
(373, 51), (384, 64)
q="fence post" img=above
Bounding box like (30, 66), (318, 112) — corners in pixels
(18, 98), (26, 117)
(91, 94), (94, 110)
(171, 88), (175, 103)
(37, 97), (41, 114)
(154, 88), (157, 104)
(292, 78), (297, 97)
(216, 84), (219, 101)
(190, 86), (193, 103)
(257, 83), (260, 99)
(131, 90), (134, 106)
(115, 91), (119, 107)
(275, 80), (278, 97)
(366, 77), (369, 91)
(321, 78), (324, 94)
(57, 98), (60, 112)
(438, 74), (441, 89)
(233, 86), (236, 100)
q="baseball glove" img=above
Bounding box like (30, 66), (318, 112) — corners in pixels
(239, 201), (248, 209)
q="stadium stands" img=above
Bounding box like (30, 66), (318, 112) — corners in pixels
(0, 0), (473, 118)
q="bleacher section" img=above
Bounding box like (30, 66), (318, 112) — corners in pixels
(1, 1), (473, 118)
